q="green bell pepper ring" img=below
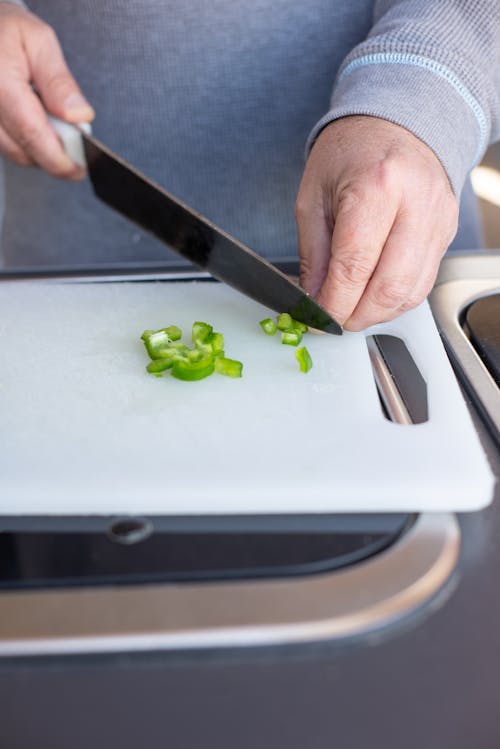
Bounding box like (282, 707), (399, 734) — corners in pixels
(171, 354), (215, 381)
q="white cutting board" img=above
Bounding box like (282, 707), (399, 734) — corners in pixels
(0, 280), (494, 515)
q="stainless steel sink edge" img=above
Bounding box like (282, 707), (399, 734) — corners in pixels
(430, 252), (500, 443)
(0, 512), (459, 657)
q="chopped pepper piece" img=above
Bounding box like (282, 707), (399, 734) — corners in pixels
(296, 346), (313, 373)
(277, 312), (294, 331)
(207, 331), (224, 353)
(146, 358), (174, 376)
(292, 320), (308, 334)
(171, 354), (215, 381)
(281, 330), (302, 346)
(141, 320), (242, 383)
(192, 321), (213, 346)
(164, 325), (182, 342)
(214, 357), (243, 378)
(141, 328), (171, 359)
(187, 348), (205, 362)
(141, 327), (184, 359)
(259, 318), (278, 336)
(168, 341), (190, 356)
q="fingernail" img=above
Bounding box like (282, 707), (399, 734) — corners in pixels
(63, 93), (94, 117)
(343, 317), (361, 332)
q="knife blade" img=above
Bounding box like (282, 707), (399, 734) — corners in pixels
(50, 117), (342, 334)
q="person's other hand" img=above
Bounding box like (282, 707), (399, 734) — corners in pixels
(0, 2), (94, 179)
(296, 115), (459, 331)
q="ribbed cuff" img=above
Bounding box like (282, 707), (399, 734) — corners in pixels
(306, 55), (489, 196)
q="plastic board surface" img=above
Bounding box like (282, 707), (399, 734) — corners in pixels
(0, 280), (494, 514)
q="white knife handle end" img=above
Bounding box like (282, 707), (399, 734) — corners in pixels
(47, 115), (92, 169)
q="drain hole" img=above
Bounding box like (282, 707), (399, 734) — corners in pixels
(107, 517), (153, 545)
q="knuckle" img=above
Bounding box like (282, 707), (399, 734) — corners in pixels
(371, 156), (401, 192)
(299, 254), (313, 277)
(10, 149), (31, 166)
(16, 122), (44, 152)
(294, 189), (318, 224)
(330, 253), (374, 288)
(300, 260), (326, 298)
(398, 293), (422, 313)
(45, 70), (74, 98)
(1, 145), (29, 166)
(294, 196), (307, 223)
(371, 278), (415, 310)
(336, 183), (363, 216)
(36, 19), (58, 47)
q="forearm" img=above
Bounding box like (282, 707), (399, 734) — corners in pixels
(307, 0), (500, 196)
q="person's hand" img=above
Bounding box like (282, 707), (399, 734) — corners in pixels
(296, 115), (459, 331)
(0, 2), (94, 179)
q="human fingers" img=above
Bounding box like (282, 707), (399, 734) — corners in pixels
(0, 83), (86, 178)
(296, 181), (333, 298)
(344, 195), (458, 330)
(0, 5), (92, 177)
(314, 179), (400, 325)
(27, 20), (94, 123)
(0, 121), (34, 166)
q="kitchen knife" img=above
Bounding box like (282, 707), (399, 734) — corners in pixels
(49, 117), (342, 335)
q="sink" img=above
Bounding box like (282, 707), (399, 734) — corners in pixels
(0, 512), (459, 656)
(430, 251), (500, 445)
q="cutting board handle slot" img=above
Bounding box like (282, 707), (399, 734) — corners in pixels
(366, 335), (429, 425)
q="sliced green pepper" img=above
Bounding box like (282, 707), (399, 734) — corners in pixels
(296, 346), (313, 373)
(195, 331), (224, 355)
(141, 327), (184, 359)
(164, 325), (182, 342)
(214, 357), (243, 378)
(281, 330), (302, 346)
(277, 312), (294, 332)
(292, 320), (308, 334)
(192, 321), (213, 346)
(141, 329), (170, 359)
(146, 358), (174, 376)
(168, 341), (190, 356)
(171, 354), (215, 381)
(146, 345), (189, 374)
(207, 331), (224, 353)
(187, 347), (205, 363)
(142, 320), (242, 382)
(259, 318), (278, 336)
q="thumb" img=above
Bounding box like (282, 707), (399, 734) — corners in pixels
(27, 25), (94, 122)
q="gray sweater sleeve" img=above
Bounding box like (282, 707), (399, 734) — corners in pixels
(306, 0), (500, 196)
